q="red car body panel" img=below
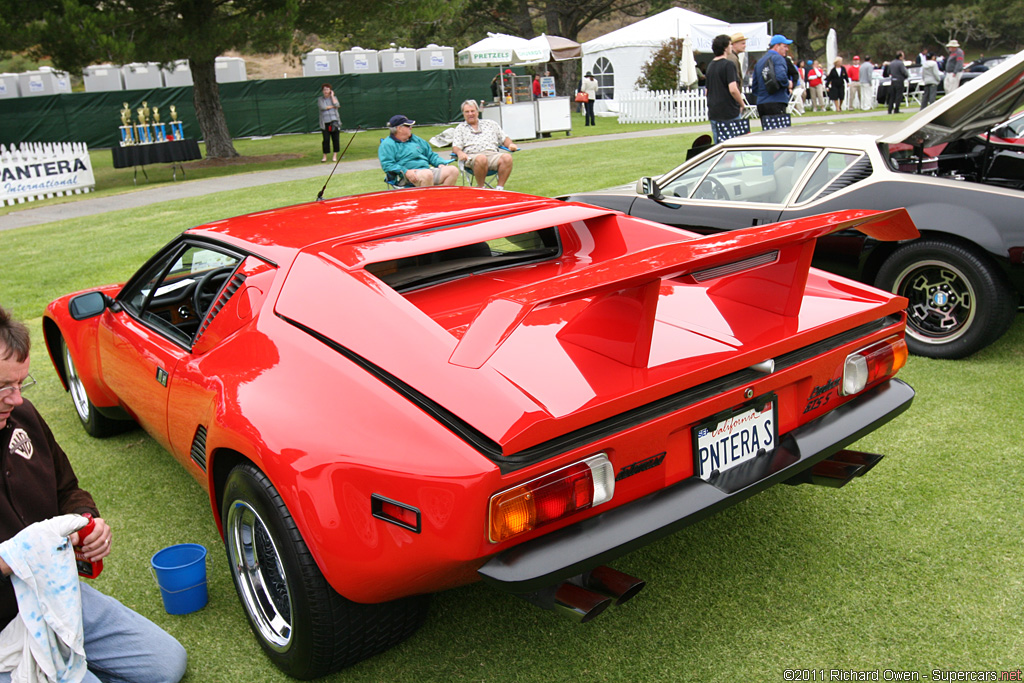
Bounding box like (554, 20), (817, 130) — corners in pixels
(44, 188), (916, 604)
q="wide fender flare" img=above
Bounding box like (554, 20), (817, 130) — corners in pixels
(902, 200), (1007, 257)
(202, 359), (498, 602)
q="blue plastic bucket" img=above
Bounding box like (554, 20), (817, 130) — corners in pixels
(150, 543), (208, 615)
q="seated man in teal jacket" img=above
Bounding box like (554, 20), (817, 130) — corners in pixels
(379, 115), (459, 187)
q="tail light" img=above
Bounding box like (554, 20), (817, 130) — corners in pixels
(841, 336), (908, 396)
(489, 454), (615, 543)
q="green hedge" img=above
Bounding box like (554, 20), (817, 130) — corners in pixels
(0, 67), (513, 148)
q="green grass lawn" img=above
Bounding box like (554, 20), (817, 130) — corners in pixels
(1, 105), (907, 217)
(3, 119), (1021, 682)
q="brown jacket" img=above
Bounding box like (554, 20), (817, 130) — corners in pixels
(0, 399), (99, 628)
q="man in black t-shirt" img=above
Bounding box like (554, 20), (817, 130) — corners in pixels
(706, 34), (745, 143)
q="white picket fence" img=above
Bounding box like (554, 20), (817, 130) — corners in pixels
(617, 89), (709, 124)
(1, 141), (96, 206)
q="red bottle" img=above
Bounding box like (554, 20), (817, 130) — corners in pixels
(74, 513), (103, 579)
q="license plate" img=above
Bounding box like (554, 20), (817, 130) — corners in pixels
(693, 395), (777, 481)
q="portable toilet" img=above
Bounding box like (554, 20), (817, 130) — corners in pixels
(303, 49), (341, 77)
(378, 48), (418, 73)
(215, 56), (247, 83)
(83, 64), (124, 92)
(122, 62), (164, 90)
(340, 48), (379, 74)
(18, 67), (72, 97)
(0, 73), (19, 99)
(417, 44), (455, 71)
(162, 60), (194, 87)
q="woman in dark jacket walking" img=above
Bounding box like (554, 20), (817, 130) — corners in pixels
(826, 57), (849, 111)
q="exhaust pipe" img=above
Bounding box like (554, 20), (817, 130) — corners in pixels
(516, 566), (645, 622)
(572, 565), (646, 606)
(785, 449), (884, 488)
(518, 582), (611, 623)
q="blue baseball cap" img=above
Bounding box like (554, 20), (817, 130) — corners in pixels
(388, 115), (415, 127)
(769, 34), (793, 47)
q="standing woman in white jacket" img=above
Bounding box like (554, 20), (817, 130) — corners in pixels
(919, 53), (942, 109)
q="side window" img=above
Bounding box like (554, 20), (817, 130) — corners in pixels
(795, 152), (862, 203)
(121, 243), (242, 345)
(660, 154), (721, 198)
(690, 149), (817, 204)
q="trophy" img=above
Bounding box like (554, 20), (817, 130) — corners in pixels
(119, 102), (136, 145)
(151, 105), (167, 142)
(169, 104), (184, 140)
(135, 106), (153, 143)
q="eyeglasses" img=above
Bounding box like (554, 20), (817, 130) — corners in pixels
(0, 374), (35, 398)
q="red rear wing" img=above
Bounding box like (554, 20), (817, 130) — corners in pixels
(448, 208), (919, 369)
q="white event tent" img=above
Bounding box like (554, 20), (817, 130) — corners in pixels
(581, 7), (769, 111)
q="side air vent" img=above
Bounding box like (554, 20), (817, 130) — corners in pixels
(195, 272), (246, 341)
(190, 425), (208, 471)
(816, 158), (873, 199)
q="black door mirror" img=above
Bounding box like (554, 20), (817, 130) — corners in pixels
(68, 292), (109, 320)
(637, 177), (664, 200)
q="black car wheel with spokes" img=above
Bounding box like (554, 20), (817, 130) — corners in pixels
(876, 240), (1017, 359)
(221, 463), (430, 680)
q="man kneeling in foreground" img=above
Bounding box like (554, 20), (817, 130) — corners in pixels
(0, 306), (187, 683)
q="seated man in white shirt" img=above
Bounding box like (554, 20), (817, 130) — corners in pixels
(451, 100), (518, 190)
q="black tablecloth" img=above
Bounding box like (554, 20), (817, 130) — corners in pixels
(112, 139), (202, 168)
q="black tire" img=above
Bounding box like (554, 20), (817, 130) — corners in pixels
(221, 463), (430, 679)
(876, 240), (1017, 359)
(61, 337), (133, 437)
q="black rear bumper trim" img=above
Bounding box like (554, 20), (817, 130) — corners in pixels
(478, 378), (914, 593)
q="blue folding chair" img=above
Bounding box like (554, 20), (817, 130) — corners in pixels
(456, 146), (514, 188)
(383, 170), (414, 190)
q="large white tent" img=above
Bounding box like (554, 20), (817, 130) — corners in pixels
(581, 7), (769, 110)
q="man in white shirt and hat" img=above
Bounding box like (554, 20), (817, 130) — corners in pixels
(944, 40), (965, 94)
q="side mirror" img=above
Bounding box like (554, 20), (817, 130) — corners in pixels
(68, 292), (109, 321)
(637, 177), (664, 200)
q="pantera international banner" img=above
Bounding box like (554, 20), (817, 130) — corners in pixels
(1, 142), (95, 205)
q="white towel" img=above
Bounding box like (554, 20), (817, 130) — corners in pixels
(0, 515), (89, 683)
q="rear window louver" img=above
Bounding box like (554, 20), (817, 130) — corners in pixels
(815, 157), (873, 199)
(194, 272), (246, 341)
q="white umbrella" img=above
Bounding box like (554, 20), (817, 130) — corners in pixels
(458, 32), (550, 66)
(526, 33), (582, 61)
(826, 28), (838, 69)
(678, 35), (698, 88)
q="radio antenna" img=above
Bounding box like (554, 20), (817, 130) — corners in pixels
(317, 127), (360, 201)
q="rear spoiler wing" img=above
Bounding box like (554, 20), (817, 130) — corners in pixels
(449, 208), (918, 369)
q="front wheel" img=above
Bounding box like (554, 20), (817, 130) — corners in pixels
(876, 240), (1017, 359)
(221, 463), (429, 679)
(61, 337), (133, 437)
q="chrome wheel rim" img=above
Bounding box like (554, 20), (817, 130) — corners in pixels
(226, 500), (293, 651)
(892, 259), (976, 345)
(63, 343), (91, 422)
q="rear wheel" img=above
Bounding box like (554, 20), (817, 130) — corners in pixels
(61, 337), (132, 437)
(876, 240), (1017, 359)
(221, 463), (429, 680)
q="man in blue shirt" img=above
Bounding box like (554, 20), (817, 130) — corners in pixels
(378, 115), (458, 187)
(753, 34), (794, 119)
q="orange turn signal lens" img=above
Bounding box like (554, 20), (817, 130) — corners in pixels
(488, 454), (614, 543)
(841, 336), (908, 396)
